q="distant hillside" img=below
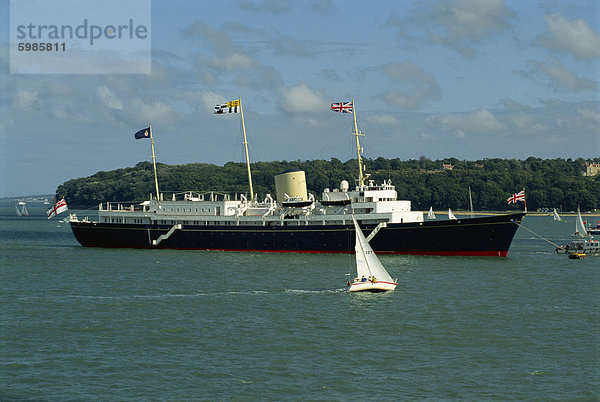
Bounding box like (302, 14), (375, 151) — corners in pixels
(55, 157), (600, 212)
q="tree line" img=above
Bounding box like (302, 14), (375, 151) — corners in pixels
(56, 156), (600, 212)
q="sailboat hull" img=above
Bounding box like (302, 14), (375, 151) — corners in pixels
(69, 213), (525, 256)
(348, 281), (397, 292)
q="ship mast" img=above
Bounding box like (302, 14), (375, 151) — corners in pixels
(239, 97), (255, 201)
(149, 123), (160, 200)
(352, 98), (366, 188)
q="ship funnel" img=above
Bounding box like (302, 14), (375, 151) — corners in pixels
(274, 169), (308, 204)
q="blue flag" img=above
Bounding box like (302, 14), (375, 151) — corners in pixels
(134, 127), (151, 139)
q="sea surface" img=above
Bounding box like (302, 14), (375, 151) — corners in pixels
(1, 204), (598, 400)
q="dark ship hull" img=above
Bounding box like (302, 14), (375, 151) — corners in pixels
(70, 212), (525, 256)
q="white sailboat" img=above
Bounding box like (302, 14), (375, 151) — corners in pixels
(448, 208), (457, 220)
(15, 201), (29, 216)
(574, 207), (588, 237)
(427, 207), (436, 219)
(347, 216), (397, 292)
(552, 208), (564, 222)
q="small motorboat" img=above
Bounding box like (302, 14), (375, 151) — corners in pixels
(568, 252), (586, 259)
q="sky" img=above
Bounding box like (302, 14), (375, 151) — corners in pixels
(1, 0), (599, 198)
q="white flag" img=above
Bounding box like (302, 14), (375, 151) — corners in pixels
(47, 198), (68, 219)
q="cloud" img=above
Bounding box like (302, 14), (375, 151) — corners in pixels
(577, 107), (600, 124)
(184, 21), (284, 90)
(278, 82), (328, 114)
(96, 86), (124, 110)
(182, 90), (226, 112)
(240, 0), (292, 15)
(366, 113), (399, 127)
(183, 21), (237, 55)
(516, 59), (597, 92)
(13, 89), (37, 109)
(427, 109), (505, 137)
(540, 13), (600, 59)
(380, 61), (440, 110)
(391, 0), (515, 58)
(268, 34), (316, 58)
(130, 99), (179, 126)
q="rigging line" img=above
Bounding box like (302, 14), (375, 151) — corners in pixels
(513, 221), (563, 249)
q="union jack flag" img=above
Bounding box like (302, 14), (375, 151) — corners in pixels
(507, 190), (525, 204)
(330, 101), (353, 113)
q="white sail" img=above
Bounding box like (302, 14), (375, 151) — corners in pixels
(427, 207), (436, 219)
(353, 217), (393, 283)
(448, 208), (457, 220)
(553, 208), (562, 222)
(574, 207), (588, 237)
(16, 202), (28, 216)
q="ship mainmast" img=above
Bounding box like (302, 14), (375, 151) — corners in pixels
(239, 97), (255, 201)
(149, 123), (160, 200)
(352, 99), (367, 188)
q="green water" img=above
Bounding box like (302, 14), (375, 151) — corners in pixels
(1, 206), (598, 399)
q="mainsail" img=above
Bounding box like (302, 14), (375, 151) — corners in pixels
(552, 208), (562, 222)
(448, 209), (457, 220)
(352, 217), (393, 283)
(574, 207), (588, 237)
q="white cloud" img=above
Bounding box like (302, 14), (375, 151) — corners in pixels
(366, 113), (399, 127)
(427, 109), (505, 137)
(578, 108), (600, 124)
(96, 86), (124, 110)
(278, 83), (327, 114)
(13, 89), (37, 109)
(529, 59), (597, 91)
(395, 0), (515, 58)
(130, 99), (178, 125)
(183, 90), (227, 112)
(381, 61), (440, 110)
(542, 13), (600, 59)
(209, 53), (256, 71)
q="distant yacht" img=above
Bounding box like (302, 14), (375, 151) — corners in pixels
(427, 207), (436, 219)
(16, 201), (29, 217)
(552, 208), (564, 222)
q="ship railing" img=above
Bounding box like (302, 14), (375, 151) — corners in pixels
(99, 202), (149, 213)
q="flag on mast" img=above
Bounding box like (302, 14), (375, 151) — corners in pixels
(507, 189), (525, 204)
(214, 99), (240, 114)
(330, 101), (353, 113)
(47, 198), (68, 219)
(134, 127), (151, 139)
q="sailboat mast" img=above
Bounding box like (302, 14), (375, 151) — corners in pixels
(239, 97), (255, 201)
(149, 123), (160, 201)
(352, 99), (365, 188)
(469, 186), (474, 218)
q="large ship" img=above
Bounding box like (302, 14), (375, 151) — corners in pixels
(69, 99), (525, 256)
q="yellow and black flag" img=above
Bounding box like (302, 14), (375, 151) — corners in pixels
(214, 99), (240, 114)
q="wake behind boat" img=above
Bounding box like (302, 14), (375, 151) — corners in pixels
(347, 216), (397, 292)
(68, 99), (525, 256)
